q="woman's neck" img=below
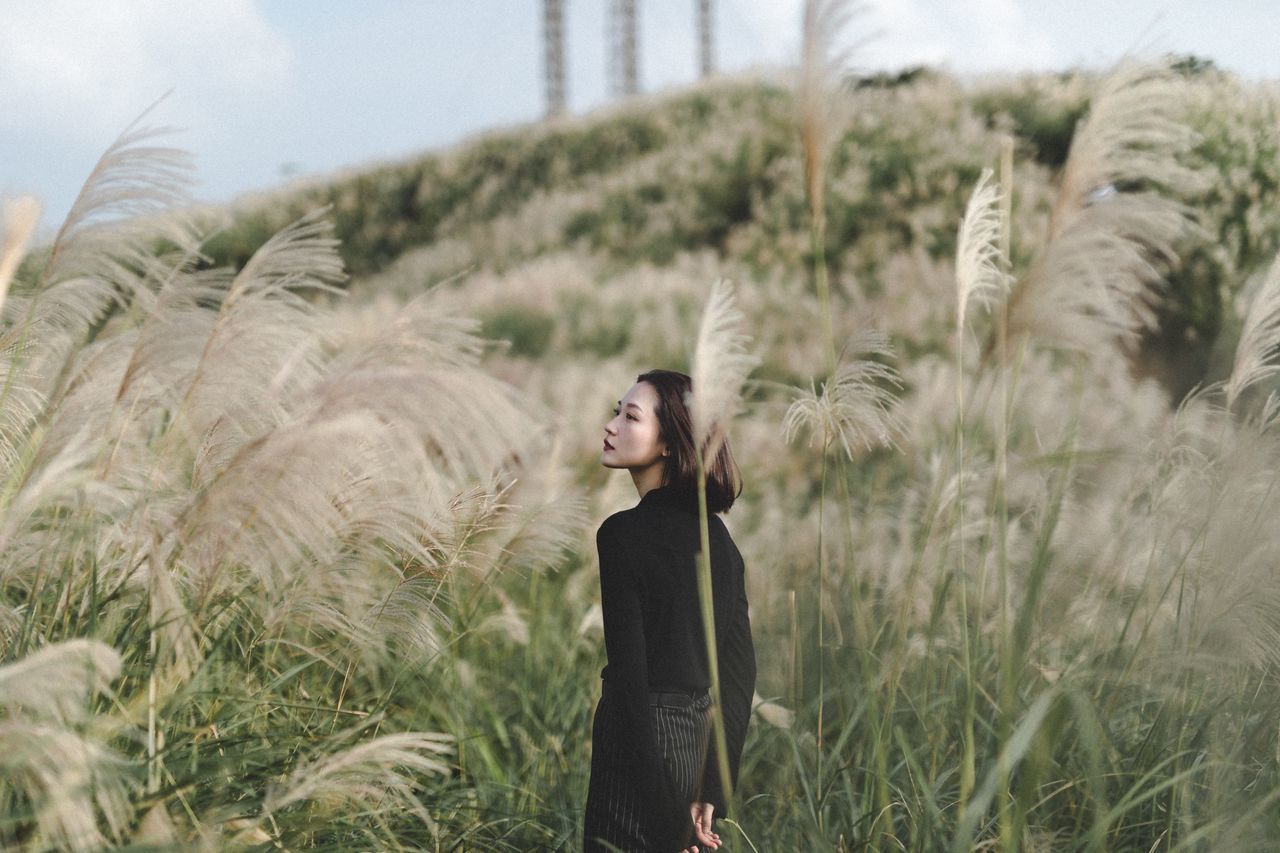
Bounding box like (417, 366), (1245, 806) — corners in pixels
(630, 464), (665, 499)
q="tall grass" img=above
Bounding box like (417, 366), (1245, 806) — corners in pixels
(0, 118), (579, 850)
(7, 42), (1280, 853)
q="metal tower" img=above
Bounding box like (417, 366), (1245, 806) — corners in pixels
(697, 0), (714, 78)
(608, 0), (639, 99)
(543, 0), (567, 117)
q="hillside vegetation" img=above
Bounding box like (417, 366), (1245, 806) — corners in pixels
(4, 55), (1280, 851)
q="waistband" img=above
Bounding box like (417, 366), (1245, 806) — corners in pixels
(601, 679), (709, 708)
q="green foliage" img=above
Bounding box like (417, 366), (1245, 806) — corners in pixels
(481, 305), (556, 358)
(559, 292), (630, 358)
(1139, 73), (1280, 396)
(971, 79), (1088, 167)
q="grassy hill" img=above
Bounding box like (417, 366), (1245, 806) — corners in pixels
(5, 59), (1280, 850)
(210, 65), (1280, 394)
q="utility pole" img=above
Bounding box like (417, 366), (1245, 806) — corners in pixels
(543, 0), (567, 118)
(608, 0), (639, 99)
(697, 0), (714, 78)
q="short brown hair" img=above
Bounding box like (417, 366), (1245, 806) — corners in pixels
(636, 369), (742, 513)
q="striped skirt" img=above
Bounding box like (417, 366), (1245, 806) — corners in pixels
(583, 687), (713, 852)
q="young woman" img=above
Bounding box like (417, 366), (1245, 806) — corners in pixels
(583, 369), (757, 853)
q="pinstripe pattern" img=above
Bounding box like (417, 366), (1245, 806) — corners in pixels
(583, 690), (712, 852)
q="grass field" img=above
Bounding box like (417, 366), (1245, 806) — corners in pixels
(4, 32), (1280, 852)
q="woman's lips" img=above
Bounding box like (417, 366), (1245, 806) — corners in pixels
(603, 439), (614, 450)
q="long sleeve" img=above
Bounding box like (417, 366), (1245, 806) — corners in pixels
(596, 519), (691, 848)
(699, 543), (756, 816)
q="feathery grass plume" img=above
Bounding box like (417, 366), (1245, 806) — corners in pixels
(0, 419), (117, 566)
(0, 640), (133, 852)
(176, 408), (440, 601)
(478, 589), (531, 646)
(1256, 391), (1280, 433)
(0, 334), (46, 479)
(23, 267), (227, 489)
(955, 168), (1010, 333)
(1048, 60), (1204, 239)
(0, 638), (121, 719)
(16, 112), (199, 378)
(1000, 58), (1208, 353)
(782, 330), (903, 458)
(327, 286), (492, 371)
(800, 0), (859, 374)
(260, 730), (452, 832)
(0, 119), (202, 498)
(1226, 252), (1280, 409)
(0, 723), (135, 852)
(0, 196), (40, 316)
(0, 197), (48, 480)
(689, 278), (758, 458)
(170, 208), (343, 454)
(171, 360), (532, 660)
(39, 99), (195, 285)
(221, 207), (345, 309)
(1081, 415), (1280, 676)
(799, 0), (857, 228)
(95, 266), (234, 480)
(478, 479), (588, 578)
(0, 607), (19, 656)
(356, 487), (505, 658)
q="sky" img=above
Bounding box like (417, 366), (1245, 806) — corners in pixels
(2, 0), (1277, 232)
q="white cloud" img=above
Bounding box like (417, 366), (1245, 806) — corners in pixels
(728, 0), (1059, 76)
(731, 0), (803, 65)
(0, 0), (293, 144)
(856, 0), (1060, 73)
(859, 0), (953, 70)
(958, 0), (1060, 71)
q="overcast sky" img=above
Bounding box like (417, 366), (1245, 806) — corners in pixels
(3, 0), (1277, 232)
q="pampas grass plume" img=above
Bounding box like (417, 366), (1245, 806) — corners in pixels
(0, 639), (121, 720)
(1002, 57), (1207, 353)
(690, 278), (758, 459)
(0, 640), (131, 852)
(262, 730), (452, 825)
(956, 168), (1010, 332)
(783, 330), (904, 457)
(1227, 252), (1280, 409)
(800, 0), (858, 225)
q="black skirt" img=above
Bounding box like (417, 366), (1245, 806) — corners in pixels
(583, 689), (713, 852)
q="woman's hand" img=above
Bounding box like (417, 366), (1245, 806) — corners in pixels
(682, 801), (720, 850)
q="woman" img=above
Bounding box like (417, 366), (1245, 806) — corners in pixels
(583, 369), (757, 853)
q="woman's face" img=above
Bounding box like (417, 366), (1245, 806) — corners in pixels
(601, 381), (667, 472)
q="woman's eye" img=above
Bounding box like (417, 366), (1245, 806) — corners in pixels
(611, 408), (620, 416)
(626, 413), (638, 421)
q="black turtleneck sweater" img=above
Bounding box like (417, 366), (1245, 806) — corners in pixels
(595, 483), (756, 842)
